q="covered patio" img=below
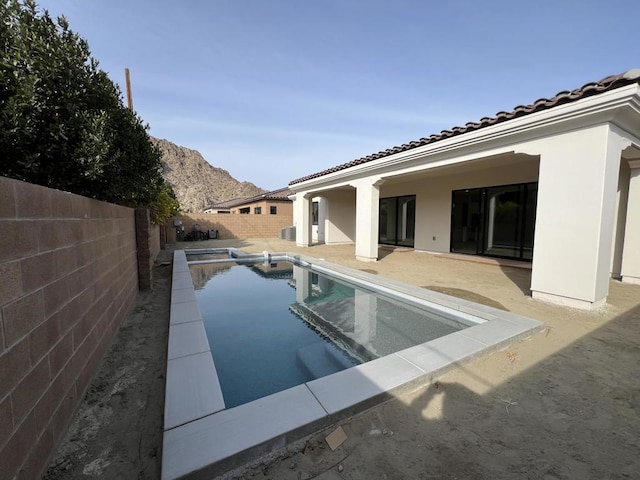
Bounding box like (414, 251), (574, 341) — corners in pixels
(289, 70), (640, 309)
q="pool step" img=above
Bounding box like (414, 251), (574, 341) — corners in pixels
(296, 342), (354, 379)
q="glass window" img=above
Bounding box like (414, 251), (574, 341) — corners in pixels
(254, 207), (262, 214)
(378, 195), (415, 247)
(270, 206), (277, 215)
(239, 207), (250, 214)
(450, 182), (537, 261)
(312, 202), (319, 226)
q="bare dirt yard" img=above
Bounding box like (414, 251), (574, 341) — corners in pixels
(46, 239), (640, 479)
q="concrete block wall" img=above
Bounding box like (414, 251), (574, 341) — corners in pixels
(150, 224), (161, 260)
(0, 177), (139, 479)
(167, 213), (294, 242)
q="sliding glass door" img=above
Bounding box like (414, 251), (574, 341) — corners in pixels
(451, 182), (537, 260)
(379, 195), (415, 247)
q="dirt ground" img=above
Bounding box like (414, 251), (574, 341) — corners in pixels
(46, 239), (640, 479)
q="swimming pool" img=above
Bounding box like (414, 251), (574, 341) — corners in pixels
(162, 249), (543, 480)
(192, 260), (478, 408)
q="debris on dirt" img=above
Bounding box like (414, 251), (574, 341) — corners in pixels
(325, 426), (348, 451)
(502, 399), (518, 415)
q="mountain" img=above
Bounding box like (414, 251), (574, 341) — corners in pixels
(152, 137), (267, 213)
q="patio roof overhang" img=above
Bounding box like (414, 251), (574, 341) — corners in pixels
(289, 81), (640, 194)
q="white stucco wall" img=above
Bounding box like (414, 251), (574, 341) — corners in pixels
(620, 160), (640, 284)
(322, 189), (356, 244)
(293, 194), (311, 246)
(379, 156), (540, 253)
(611, 161), (631, 277)
(527, 125), (623, 306)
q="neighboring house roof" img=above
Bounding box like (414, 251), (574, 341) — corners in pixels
(289, 68), (640, 185)
(210, 187), (292, 209)
(209, 197), (244, 209)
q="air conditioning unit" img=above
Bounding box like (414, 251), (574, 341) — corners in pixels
(280, 226), (296, 241)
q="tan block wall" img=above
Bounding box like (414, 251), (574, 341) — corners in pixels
(167, 212), (293, 242)
(0, 177), (139, 479)
(229, 200), (293, 216)
(150, 224), (161, 261)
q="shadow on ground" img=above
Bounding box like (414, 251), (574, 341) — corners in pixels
(499, 265), (532, 297)
(234, 303), (640, 480)
(422, 285), (508, 311)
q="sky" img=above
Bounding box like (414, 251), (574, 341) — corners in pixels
(36, 0), (640, 191)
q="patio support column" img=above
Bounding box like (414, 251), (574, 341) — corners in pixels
(620, 159), (640, 284)
(352, 177), (384, 262)
(530, 125), (627, 309)
(353, 291), (377, 348)
(293, 193), (312, 247)
(293, 265), (312, 303)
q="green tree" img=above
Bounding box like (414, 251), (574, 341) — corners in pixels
(0, 0), (179, 222)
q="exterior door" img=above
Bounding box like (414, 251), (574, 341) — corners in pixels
(379, 195), (415, 247)
(451, 182), (537, 260)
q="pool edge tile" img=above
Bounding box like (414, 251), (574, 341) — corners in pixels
(161, 384), (327, 480)
(168, 321), (210, 360)
(170, 286), (197, 304)
(396, 331), (489, 374)
(164, 352), (225, 431)
(305, 354), (425, 415)
(458, 317), (542, 346)
(170, 301), (202, 325)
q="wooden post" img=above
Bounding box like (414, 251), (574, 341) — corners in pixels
(125, 68), (133, 110)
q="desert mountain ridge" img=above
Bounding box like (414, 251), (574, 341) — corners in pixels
(151, 137), (267, 213)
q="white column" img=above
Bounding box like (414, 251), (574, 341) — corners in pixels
(317, 197), (327, 243)
(292, 265), (312, 303)
(621, 159), (640, 284)
(293, 193), (312, 247)
(353, 291), (377, 347)
(352, 178), (383, 262)
(530, 125), (625, 309)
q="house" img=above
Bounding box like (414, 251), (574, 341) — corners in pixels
(205, 187), (293, 215)
(288, 69), (640, 310)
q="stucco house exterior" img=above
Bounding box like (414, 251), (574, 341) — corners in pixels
(205, 187), (292, 216)
(288, 69), (640, 310)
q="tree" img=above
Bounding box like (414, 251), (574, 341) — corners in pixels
(0, 0), (179, 222)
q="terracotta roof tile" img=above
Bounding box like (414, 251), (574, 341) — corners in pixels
(210, 187), (292, 209)
(290, 69), (640, 186)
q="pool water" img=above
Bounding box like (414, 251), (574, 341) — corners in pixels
(192, 261), (466, 408)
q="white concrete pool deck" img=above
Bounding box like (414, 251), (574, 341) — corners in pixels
(162, 249), (544, 479)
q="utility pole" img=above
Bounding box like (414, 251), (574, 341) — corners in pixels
(125, 68), (133, 110)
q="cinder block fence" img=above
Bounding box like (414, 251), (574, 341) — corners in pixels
(0, 176), (159, 478)
(167, 212), (293, 242)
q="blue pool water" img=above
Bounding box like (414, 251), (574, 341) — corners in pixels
(192, 260), (467, 408)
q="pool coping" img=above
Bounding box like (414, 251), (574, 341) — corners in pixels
(162, 249), (544, 479)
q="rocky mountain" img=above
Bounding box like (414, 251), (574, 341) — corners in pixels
(152, 137), (266, 213)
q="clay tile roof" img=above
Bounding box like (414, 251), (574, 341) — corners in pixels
(210, 187), (292, 209)
(289, 69), (640, 186)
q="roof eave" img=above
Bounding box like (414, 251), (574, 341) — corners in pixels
(289, 83), (640, 192)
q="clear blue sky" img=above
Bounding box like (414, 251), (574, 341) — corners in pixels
(37, 0), (639, 191)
